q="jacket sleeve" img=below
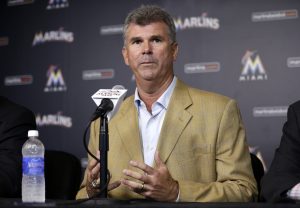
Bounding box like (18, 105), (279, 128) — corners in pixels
(260, 102), (300, 202)
(178, 100), (258, 202)
(0, 106), (36, 197)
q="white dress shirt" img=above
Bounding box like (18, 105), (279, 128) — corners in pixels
(134, 76), (177, 166)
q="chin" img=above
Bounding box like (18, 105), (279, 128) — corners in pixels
(138, 72), (156, 80)
(141, 76), (155, 81)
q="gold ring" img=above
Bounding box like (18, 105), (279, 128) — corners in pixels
(141, 183), (144, 190)
(91, 180), (99, 188)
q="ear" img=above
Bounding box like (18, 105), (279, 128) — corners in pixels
(122, 47), (129, 66)
(171, 43), (179, 61)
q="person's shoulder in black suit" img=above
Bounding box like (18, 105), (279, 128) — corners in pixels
(0, 96), (36, 198)
(260, 100), (300, 202)
(290, 100), (300, 114)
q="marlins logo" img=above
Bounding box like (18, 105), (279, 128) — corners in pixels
(240, 50), (267, 81)
(32, 27), (74, 46)
(173, 13), (220, 31)
(44, 65), (67, 92)
(36, 112), (72, 128)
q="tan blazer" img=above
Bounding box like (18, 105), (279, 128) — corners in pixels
(77, 80), (258, 202)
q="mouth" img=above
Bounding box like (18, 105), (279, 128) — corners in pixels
(139, 61), (156, 67)
(141, 62), (155, 64)
(139, 56), (156, 65)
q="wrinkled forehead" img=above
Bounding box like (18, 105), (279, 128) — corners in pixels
(124, 21), (170, 39)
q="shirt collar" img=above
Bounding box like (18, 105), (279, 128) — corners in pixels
(134, 76), (177, 110)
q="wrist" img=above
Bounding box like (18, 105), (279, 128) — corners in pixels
(171, 180), (179, 202)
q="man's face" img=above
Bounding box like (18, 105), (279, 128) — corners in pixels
(122, 22), (178, 84)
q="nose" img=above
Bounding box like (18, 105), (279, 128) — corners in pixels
(142, 41), (152, 55)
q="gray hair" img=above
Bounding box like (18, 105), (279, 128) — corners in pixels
(123, 5), (176, 45)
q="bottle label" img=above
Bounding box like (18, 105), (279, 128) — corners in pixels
(22, 157), (44, 176)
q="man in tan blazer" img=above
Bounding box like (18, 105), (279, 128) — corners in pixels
(77, 5), (257, 202)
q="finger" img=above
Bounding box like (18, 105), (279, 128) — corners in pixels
(121, 178), (143, 192)
(90, 162), (100, 179)
(87, 170), (94, 183)
(87, 162), (100, 182)
(129, 160), (154, 175)
(87, 150), (100, 171)
(154, 150), (163, 167)
(87, 151), (101, 181)
(86, 177), (100, 198)
(87, 158), (97, 171)
(108, 180), (121, 191)
(123, 169), (145, 182)
(86, 183), (100, 198)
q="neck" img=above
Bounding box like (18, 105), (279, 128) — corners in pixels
(137, 75), (174, 112)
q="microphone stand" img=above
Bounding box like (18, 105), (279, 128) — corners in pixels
(99, 114), (109, 198)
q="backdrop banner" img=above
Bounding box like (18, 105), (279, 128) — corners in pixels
(1, 0), (300, 171)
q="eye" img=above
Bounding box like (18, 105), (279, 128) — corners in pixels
(132, 39), (142, 45)
(152, 38), (161, 43)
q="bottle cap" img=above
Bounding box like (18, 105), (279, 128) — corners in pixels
(28, 130), (39, 137)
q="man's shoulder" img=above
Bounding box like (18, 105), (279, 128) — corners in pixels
(179, 81), (232, 106)
(288, 100), (300, 120)
(0, 96), (35, 120)
(189, 87), (230, 102)
(290, 100), (300, 111)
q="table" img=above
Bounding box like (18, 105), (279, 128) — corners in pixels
(0, 199), (299, 208)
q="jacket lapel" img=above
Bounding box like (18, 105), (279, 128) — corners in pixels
(114, 97), (144, 162)
(156, 80), (193, 164)
(113, 80), (193, 165)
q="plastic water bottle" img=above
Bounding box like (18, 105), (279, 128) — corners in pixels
(22, 130), (45, 202)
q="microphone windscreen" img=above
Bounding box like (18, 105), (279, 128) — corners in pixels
(112, 85), (125, 90)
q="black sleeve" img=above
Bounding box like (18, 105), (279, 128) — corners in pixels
(260, 101), (300, 202)
(0, 106), (36, 198)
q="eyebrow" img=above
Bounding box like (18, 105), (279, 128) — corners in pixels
(150, 35), (164, 40)
(129, 37), (142, 43)
(129, 35), (165, 43)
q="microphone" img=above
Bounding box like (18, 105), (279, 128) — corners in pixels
(89, 85), (127, 198)
(90, 98), (113, 121)
(91, 85), (127, 121)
